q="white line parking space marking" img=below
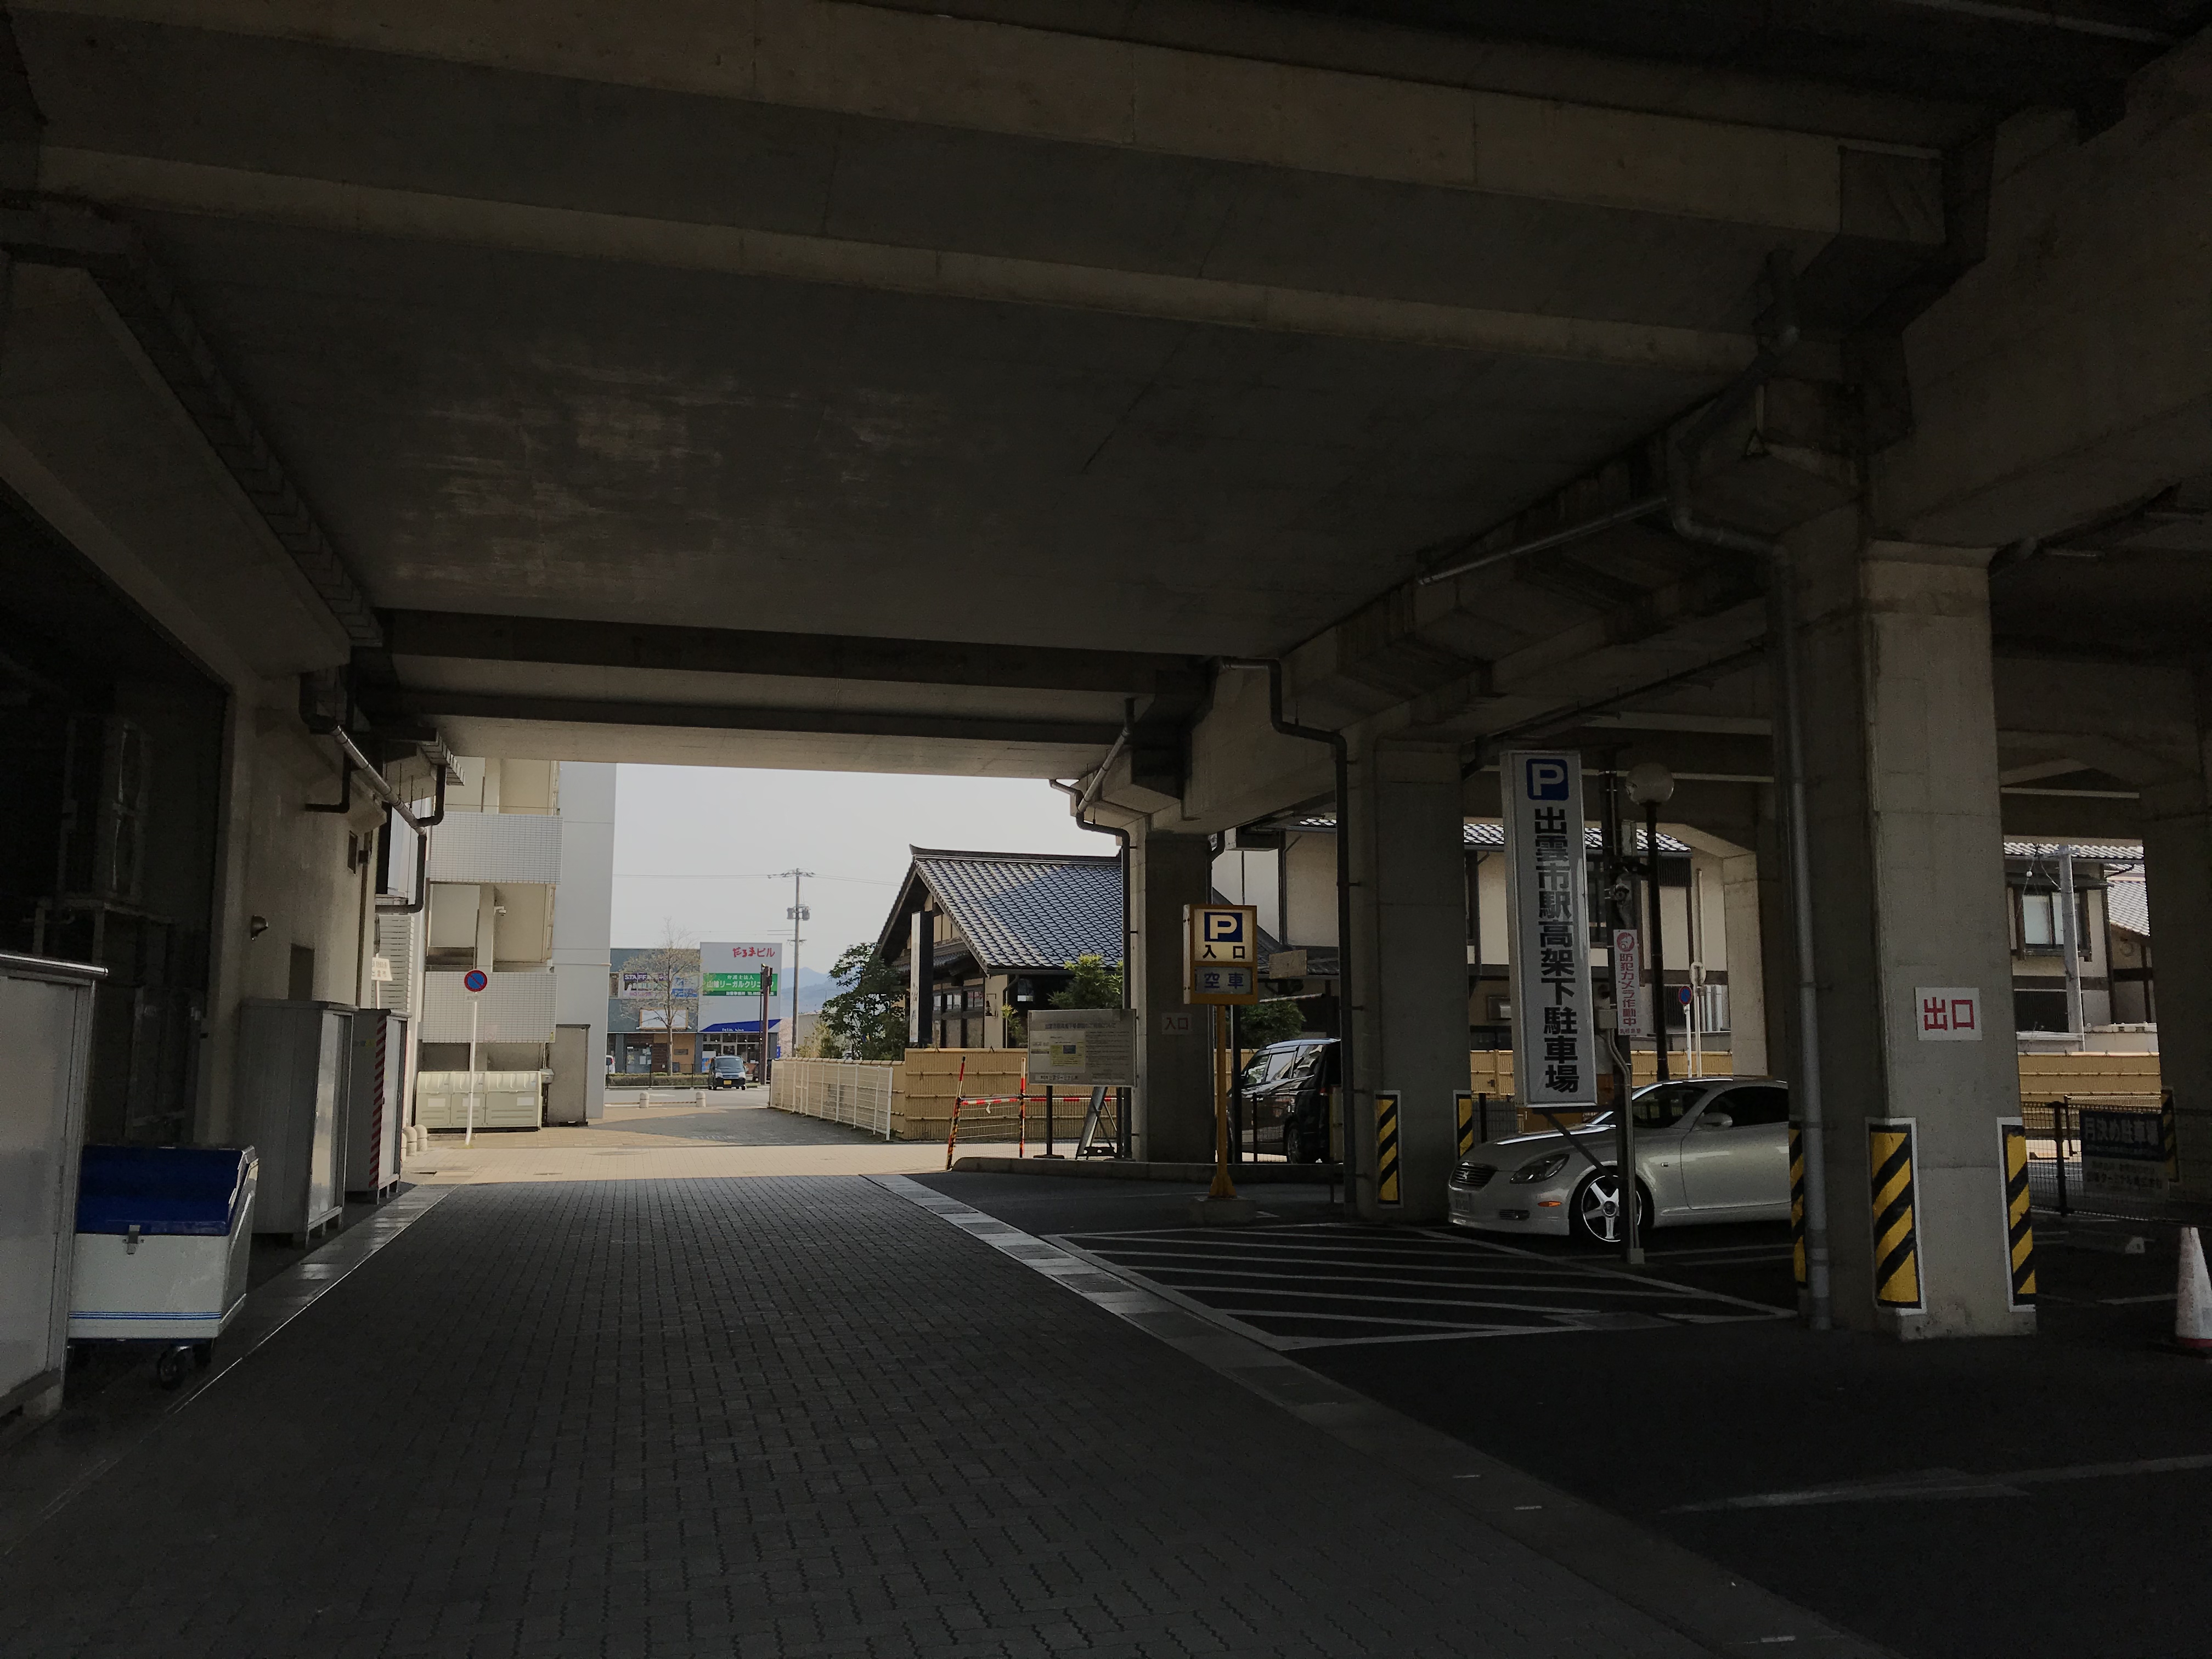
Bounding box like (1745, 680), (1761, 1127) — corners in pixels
(1673, 1452), (2212, 1512)
(1047, 1221), (1792, 1349)
(874, 1176), (1892, 1658)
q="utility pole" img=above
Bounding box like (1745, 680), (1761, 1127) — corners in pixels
(778, 867), (814, 1062)
(2057, 845), (2084, 1039)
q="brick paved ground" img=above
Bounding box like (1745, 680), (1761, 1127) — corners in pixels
(0, 1177), (1708, 1659)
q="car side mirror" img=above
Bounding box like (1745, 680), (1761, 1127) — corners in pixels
(1697, 1111), (1734, 1131)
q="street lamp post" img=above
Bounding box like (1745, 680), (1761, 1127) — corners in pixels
(1626, 763), (1677, 1088)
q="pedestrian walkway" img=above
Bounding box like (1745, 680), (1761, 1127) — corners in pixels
(408, 1095), (944, 1183)
(0, 1175), (1811, 1659)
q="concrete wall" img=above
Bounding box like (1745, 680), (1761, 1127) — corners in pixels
(551, 761), (616, 1122)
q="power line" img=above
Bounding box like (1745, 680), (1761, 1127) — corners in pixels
(612, 872), (894, 884)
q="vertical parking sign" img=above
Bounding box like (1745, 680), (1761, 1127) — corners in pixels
(1502, 751), (1596, 1107)
(1184, 904), (1260, 1005)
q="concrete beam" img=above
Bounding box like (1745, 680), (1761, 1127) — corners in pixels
(1877, 54), (2212, 545)
(382, 608), (1202, 695)
(0, 200), (379, 646)
(36, 151), (1759, 377)
(368, 687), (1124, 748)
(20, 0), (1928, 237)
(425, 715), (1106, 778)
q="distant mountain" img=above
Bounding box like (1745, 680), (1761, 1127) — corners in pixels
(793, 967), (838, 1014)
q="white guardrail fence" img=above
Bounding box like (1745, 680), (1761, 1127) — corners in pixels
(770, 1058), (895, 1138)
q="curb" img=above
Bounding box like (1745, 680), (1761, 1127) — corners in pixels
(947, 1155), (1341, 1184)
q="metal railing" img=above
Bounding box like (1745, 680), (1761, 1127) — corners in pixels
(770, 1058), (895, 1139)
(2021, 1094), (2207, 1223)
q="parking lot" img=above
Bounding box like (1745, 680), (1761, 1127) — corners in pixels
(924, 1171), (2212, 1659)
(1051, 1221), (1791, 1347)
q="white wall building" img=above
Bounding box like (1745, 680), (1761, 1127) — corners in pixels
(382, 758), (615, 1126)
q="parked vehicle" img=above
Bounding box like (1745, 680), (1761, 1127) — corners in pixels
(1448, 1077), (1791, 1244)
(709, 1054), (752, 1090)
(1239, 1038), (1338, 1161)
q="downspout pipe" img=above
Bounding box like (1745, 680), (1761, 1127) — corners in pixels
(1663, 250), (1833, 1333)
(1213, 658), (1356, 1200)
(1053, 699), (1137, 998)
(1054, 710), (1138, 1156)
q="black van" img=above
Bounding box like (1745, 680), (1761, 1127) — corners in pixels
(1238, 1039), (1338, 1161)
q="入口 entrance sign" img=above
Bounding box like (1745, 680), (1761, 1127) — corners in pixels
(1027, 1008), (1136, 1086)
(1184, 903), (1260, 1005)
(1502, 751), (1595, 1107)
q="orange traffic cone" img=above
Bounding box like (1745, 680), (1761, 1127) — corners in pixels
(2176, 1227), (2212, 1351)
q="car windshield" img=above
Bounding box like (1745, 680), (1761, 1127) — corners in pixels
(1242, 1046), (1307, 1088)
(1630, 1082), (1709, 1130)
(1576, 1084), (1707, 1133)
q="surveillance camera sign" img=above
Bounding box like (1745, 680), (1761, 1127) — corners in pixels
(1184, 903), (1260, 1006)
(1502, 750), (1596, 1108)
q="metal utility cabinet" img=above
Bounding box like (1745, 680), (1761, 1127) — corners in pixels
(0, 951), (103, 1429)
(345, 1009), (409, 1200)
(236, 1000), (349, 1244)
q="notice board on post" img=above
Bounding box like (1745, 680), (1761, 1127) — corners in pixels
(1501, 749), (1597, 1108)
(1026, 1008), (1136, 1087)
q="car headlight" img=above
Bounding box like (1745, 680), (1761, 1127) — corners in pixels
(1509, 1150), (1573, 1184)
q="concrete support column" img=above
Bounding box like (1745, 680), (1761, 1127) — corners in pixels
(1796, 516), (2027, 1336)
(1344, 738), (1467, 1222)
(2141, 790), (2212, 1198)
(1129, 825), (1212, 1161)
(1719, 847), (1767, 1076)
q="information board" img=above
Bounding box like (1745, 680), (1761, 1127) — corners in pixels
(1026, 1008), (1136, 1086)
(2079, 1107), (2171, 1200)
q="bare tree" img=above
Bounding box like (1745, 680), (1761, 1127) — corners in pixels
(622, 927), (699, 1071)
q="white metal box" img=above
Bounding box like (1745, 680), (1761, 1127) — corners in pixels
(236, 1000), (349, 1243)
(415, 1070), (546, 1130)
(345, 1009), (409, 1199)
(0, 951), (101, 1426)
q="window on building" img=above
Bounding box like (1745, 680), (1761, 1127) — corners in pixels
(2018, 890), (2090, 957)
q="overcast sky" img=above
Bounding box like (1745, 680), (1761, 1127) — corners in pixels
(608, 765), (1110, 981)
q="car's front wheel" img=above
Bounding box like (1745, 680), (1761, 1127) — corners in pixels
(1568, 1167), (1651, 1246)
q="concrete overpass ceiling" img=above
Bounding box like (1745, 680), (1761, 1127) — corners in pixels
(10, 7), (1959, 662)
(1237, 0), (2203, 113)
(1988, 477), (2212, 664)
(4, 0), (2197, 784)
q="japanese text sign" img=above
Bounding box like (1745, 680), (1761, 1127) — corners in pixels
(1914, 986), (1982, 1042)
(1184, 903), (1260, 1005)
(1502, 751), (1595, 1107)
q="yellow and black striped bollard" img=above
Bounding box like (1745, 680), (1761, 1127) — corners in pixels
(1869, 1120), (1922, 1312)
(1375, 1091), (1402, 1205)
(2001, 1120), (2035, 1308)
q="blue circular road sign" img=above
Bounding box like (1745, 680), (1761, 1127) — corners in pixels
(462, 969), (489, 993)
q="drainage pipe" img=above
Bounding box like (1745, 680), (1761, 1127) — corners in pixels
(1214, 658), (1357, 1205)
(1418, 493), (1668, 588)
(1662, 251), (1832, 1331)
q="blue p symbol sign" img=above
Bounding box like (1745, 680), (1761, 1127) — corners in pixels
(1526, 759), (1569, 801)
(1206, 912), (1242, 941)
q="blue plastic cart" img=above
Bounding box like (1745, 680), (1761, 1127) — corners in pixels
(69, 1146), (259, 1388)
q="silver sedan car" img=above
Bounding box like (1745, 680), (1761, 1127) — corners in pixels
(1447, 1077), (1791, 1245)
